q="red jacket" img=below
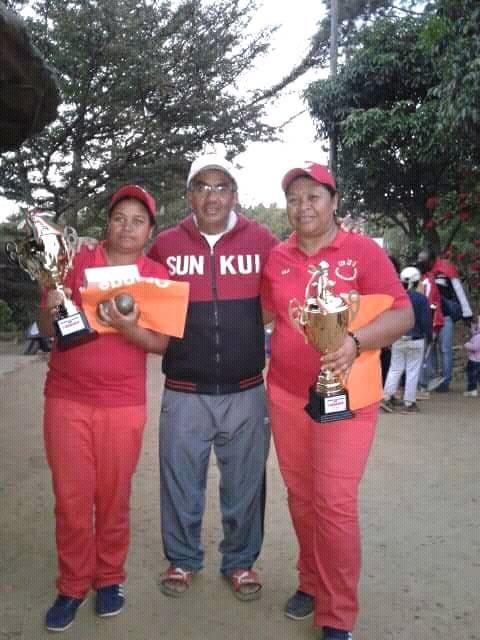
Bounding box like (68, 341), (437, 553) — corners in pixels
(420, 273), (444, 333)
(149, 214), (277, 393)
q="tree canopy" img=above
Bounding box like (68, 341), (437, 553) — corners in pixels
(0, 0), (278, 227)
(427, 0), (480, 144)
(243, 203), (291, 241)
(305, 0), (480, 290)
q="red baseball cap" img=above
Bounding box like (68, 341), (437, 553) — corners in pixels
(108, 185), (156, 223)
(281, 162), (336, 193)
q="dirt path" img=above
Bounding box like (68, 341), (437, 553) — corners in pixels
(0, 350), (478, 639)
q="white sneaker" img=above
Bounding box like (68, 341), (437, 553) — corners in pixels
(463, 390), (478, 397)
(427, 376), (446, 392)
(416, 390), (431, 400)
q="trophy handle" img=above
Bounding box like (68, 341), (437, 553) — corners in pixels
(54, 283), (77, 318)
(344, 290), (360, 325)
(63, 226), (79, 264)
(305, 264), (326, 302)
(5, 241), (20, 266)
(288, 298), (308, 340)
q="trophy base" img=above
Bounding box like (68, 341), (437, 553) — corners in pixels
(54, 311), (97, 350)
(305, 385), (354, 423)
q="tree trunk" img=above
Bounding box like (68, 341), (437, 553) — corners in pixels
(329, 0), (338, 175)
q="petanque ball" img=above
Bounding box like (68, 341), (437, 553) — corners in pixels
(97, 300), (111, 324)
(114, 293), (135, 315)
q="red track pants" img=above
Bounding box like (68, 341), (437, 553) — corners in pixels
(43, 398), (146, 598)
(268, 383), (378, 631)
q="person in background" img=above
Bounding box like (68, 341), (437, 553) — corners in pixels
(417, 245), (473, 391)
(38, 186), (169, 632)
(416, 268), (445, 398)
(380, 254), (401, 385)
(24, 321), (52, 354)
(261, 162), (413, 640)
(463, 315), (480, 397)
(382, 267), (432, 413)
(148, 154), (277, 601)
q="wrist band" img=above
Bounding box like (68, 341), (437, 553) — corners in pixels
(348, 331), (361, 358)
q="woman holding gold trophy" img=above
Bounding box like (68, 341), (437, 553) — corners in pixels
(38, 186), (170, 632)
(261, 163), (413, 640)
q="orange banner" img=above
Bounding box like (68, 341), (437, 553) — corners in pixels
(346, 294), (394, 410)
(80, 278), (189, 338)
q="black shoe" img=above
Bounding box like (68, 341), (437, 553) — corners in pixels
(45, 594), (85, 632)
(95, 584), (125, 617)
(380, 400), (394, 413)
(434, 383), (450, 392)
(284, 590), (314, 620)
(400, 402), (419, 414)
(380, 397), (402, 412)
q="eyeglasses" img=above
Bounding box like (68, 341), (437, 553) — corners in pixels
(189, 182), (236, 195)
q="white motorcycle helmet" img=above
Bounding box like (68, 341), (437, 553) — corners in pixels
(400, 266), (421, 290)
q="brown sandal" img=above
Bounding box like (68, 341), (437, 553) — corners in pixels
(228, 568), (262, 601)
(159, 565), (195, 597)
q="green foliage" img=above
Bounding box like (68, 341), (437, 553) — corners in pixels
(263, 0), (419, 114)
(242, 203), (290, 240)
(0, 300), (15, 331)
(427, 0), (480, 144)
(421, 175), (480, 291)
(306, 1), (480, 294)
(309, 17), (437, 235)
(0, 218), (41, 329)
(306, 8), (480, 255)
(310, 0), (416, 67)
(0, 0), (276, 230)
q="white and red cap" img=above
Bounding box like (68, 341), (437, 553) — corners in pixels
(281, 162), (336, 193)
(108, 185), (156, 223)
(187, 153), (238, 190)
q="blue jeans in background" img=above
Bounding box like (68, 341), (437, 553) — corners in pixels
(466, 359), (480, 391)
(438, 316), (454, 388)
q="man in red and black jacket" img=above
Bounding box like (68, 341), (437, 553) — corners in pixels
(149, 154), (277, 601)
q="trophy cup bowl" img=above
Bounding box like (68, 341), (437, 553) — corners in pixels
(289, 261), (359, 423)
(4, 210), (96, 349)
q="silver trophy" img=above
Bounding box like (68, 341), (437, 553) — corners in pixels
(289, 260), (359, 423)
(5, 210), (95, 349)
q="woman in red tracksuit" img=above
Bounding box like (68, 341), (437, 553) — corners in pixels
(38, 186), (169, 632)
(261, 163), (413, 640)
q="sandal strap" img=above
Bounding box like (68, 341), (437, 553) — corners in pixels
(231, 569), (260, 587)
(162, 566), (193, 584)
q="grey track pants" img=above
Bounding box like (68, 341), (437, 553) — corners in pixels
(159, 386), (270, 574)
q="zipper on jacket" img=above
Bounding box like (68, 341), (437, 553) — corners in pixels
(208, 245), (222, 393)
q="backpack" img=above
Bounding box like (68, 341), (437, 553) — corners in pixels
(440, 296), (463, 322)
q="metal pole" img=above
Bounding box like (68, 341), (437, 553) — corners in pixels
(329, 0), (338, 174)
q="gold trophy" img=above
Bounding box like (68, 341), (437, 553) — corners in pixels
(289, 260), (359, 423)
(5, 210), (95, 349)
